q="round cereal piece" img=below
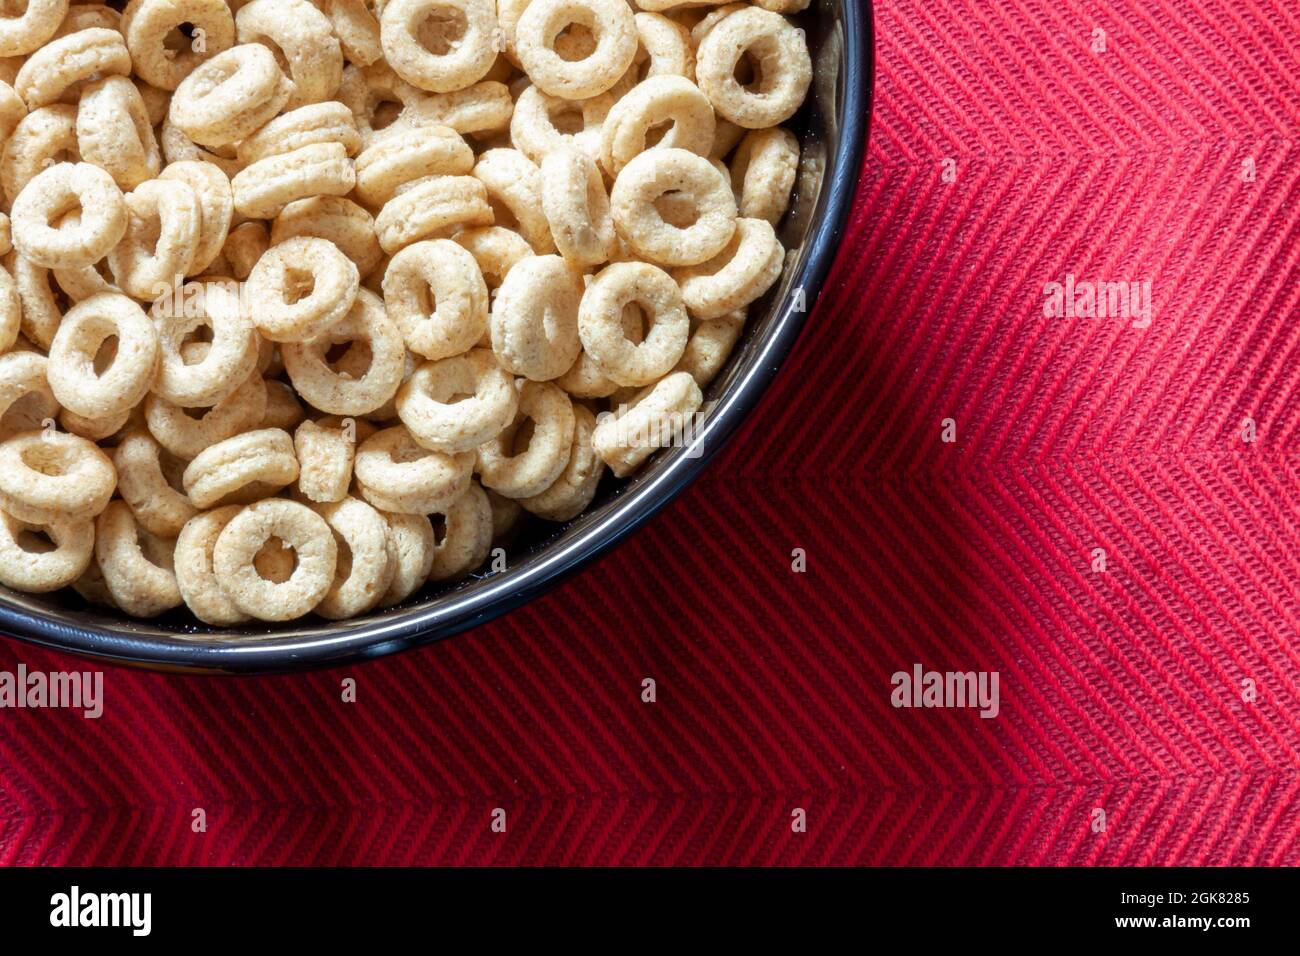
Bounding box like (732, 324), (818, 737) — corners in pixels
(294, 415), (357, 503)
(221, 221), (268, 280)
(489, 254), (582, 381)
(260, 379), (306, 430)
(579, 261), (688, 386)
(59, 406), (130, 441)
(453, 226), (532, 291)
(231, 141), (357, 220)
(508, 82), (613, 166)
(122, 0), (236, 90)
(327, 0), (382, 68)
(377, 508), (434, 606)
(592, 369), (701, 477)
(519, 403), (603, 521)
(673, 216), (782, 319)
(710, 117), (745, 160)
(609, 146), (736, 266)
(599, 75), (714, 176)
(730, 126), (798, 226)
(245, 236), (360, 343)
(212, 497), (337, 620)
(396, 348), (516, 453)
(237, 102), (362, 165)
(151, 277), (258, 407)
(182, 427), (299, 508)
(673, 310), (743, 386)
(75, 75), (161, 190)
(540, 148), (616, 268)
(471, 148), (554, 254)
(173, 505), (249, 625)
(113, 429), (197, 538)
(0, 80), (24, 146)
(556, 344), (620, 399)
(236, 0), (343, 109)
(353, 124), (472, 207)
(47, 292), (159, 418)
(54, 7), (121, 41)
(0, 507), (93, 592)
(1, 105), (79, 206)
(426, 479), (491, 580)
(106, 178), (202, 299)
(145, 371), (268, 460)
(0, 350), (57, 437)
(94, 501), (182, 616)
(14, 27), (130, 109)
(5, 254), (63, 349)
(515, 0), (636, 99)
(158, 160), (234, 276)
(282, 288), (405, 415)
(159, 118), (243, 178)
(485, 485), (522, 542)
(133, 78), (171, 127)
(373, 173), (492, 254)
(379, 0), (496, 94)
(310, 495), (393, 618)
(10, 162), (126, 269)
(631, 12), (693, 81)
(695, 7), (810, 128)
(688, 2), (743, 48)
(169, 43), (292, 149)
(0, 260), (18, 352)
(0, 0), (68, 57)
(272, 196), (382, 279)
(381, 238), (487, 360)
(0, 430), (115, 523)
(335, 60), (422, 142)
(354, 424), (473, 514)
(390, 79), (514, 140)
(476, 379), (574, 498)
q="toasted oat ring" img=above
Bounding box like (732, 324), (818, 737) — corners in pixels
(145, 371), (268, 460)
(260, 379), (306, 431)
(273, 197), (382, 279)
(294, 416), (357, 503)
(158, 161), (234, 276)
(476, 380), (574, 498)
(0, 0), (67, 57)
(221, 221), (268, 280)
(0, 351), (57, 438)
(152, 278), (259, 408)
(5, 254), (62, 349)
(695, 7), (810, 128)
(354, 125), (472, 207)
(508, 83), (612, 167)
(327, 0), (382, 68)
(515, 0), (636, 99)
(75, 75), (161, 190)
(379, 0), (497, 94)
(14, 27), (130, 108)
(169, 43), (292, 149)
(48, 292), (159, 417)
(453, 226), (532, 290)
(113, 429), (197, 538)
(213, 497), (337, 620)
(237, 102), (362, 166)
(236, 0), (343, 109)
(159, 118), (244, 178)
(374, 174), (492, 254)
(310, 495), (393, 619)
(60, 406), (131, 442)
(354, 425), (473, 514)
(519, 402), (602, 521)
(94, 500), (182, 617)
(540, 148), (615, 268)
(381, 238), (487, 360)
(0, 430), (116, 523)
(631, 12), (693, 81)
(231, 141), (357, 220)
(0, 79), (23, 146)
(396, 348), (516, 453)
(0, 260), (18, 352)
(426, 479), (491, 580)
(377, 509), (434, 606)
(0, 507), (94, 592)
(674, 216), (783, 320)
(182, 427), (299, 508)
(246, 236), (360, 343)
(579, 261), (688, 386)
(472, 147), (554, 254)
(121, 0), (235, 90)
(173, 505), (249, 625)
(392, 80), (514, 139)
(10, 162), (127, 269)
(1, 105), (79, 206)
(283, 288), (405, 415)
(593, 369), (702, 477)
(490, 254), (582, 381)
(730, 126), (798, 226)
(107, 179), (202, 299)
(599, 75), (714, 176)
(610, 147), (736, 266)
(674, 311), (743, 386)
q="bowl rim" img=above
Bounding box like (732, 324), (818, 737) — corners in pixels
(0, 0), (874, 674)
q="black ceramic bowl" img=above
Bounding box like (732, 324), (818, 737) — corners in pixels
(0, 1), (873, 672)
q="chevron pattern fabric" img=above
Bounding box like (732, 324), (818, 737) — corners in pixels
(3, 0), (1300, 865)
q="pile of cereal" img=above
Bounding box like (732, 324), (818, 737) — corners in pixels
(0, 0), (810, 623)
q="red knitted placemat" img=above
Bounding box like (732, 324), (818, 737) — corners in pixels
(3, 0), (1299, 865)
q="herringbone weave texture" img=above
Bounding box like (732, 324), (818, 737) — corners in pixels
(3, 0), (1299, 865)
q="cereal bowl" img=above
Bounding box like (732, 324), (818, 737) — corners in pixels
(0, 0), (872, 672)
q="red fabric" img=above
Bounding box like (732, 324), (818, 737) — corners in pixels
(4, 0), (1300, 866)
